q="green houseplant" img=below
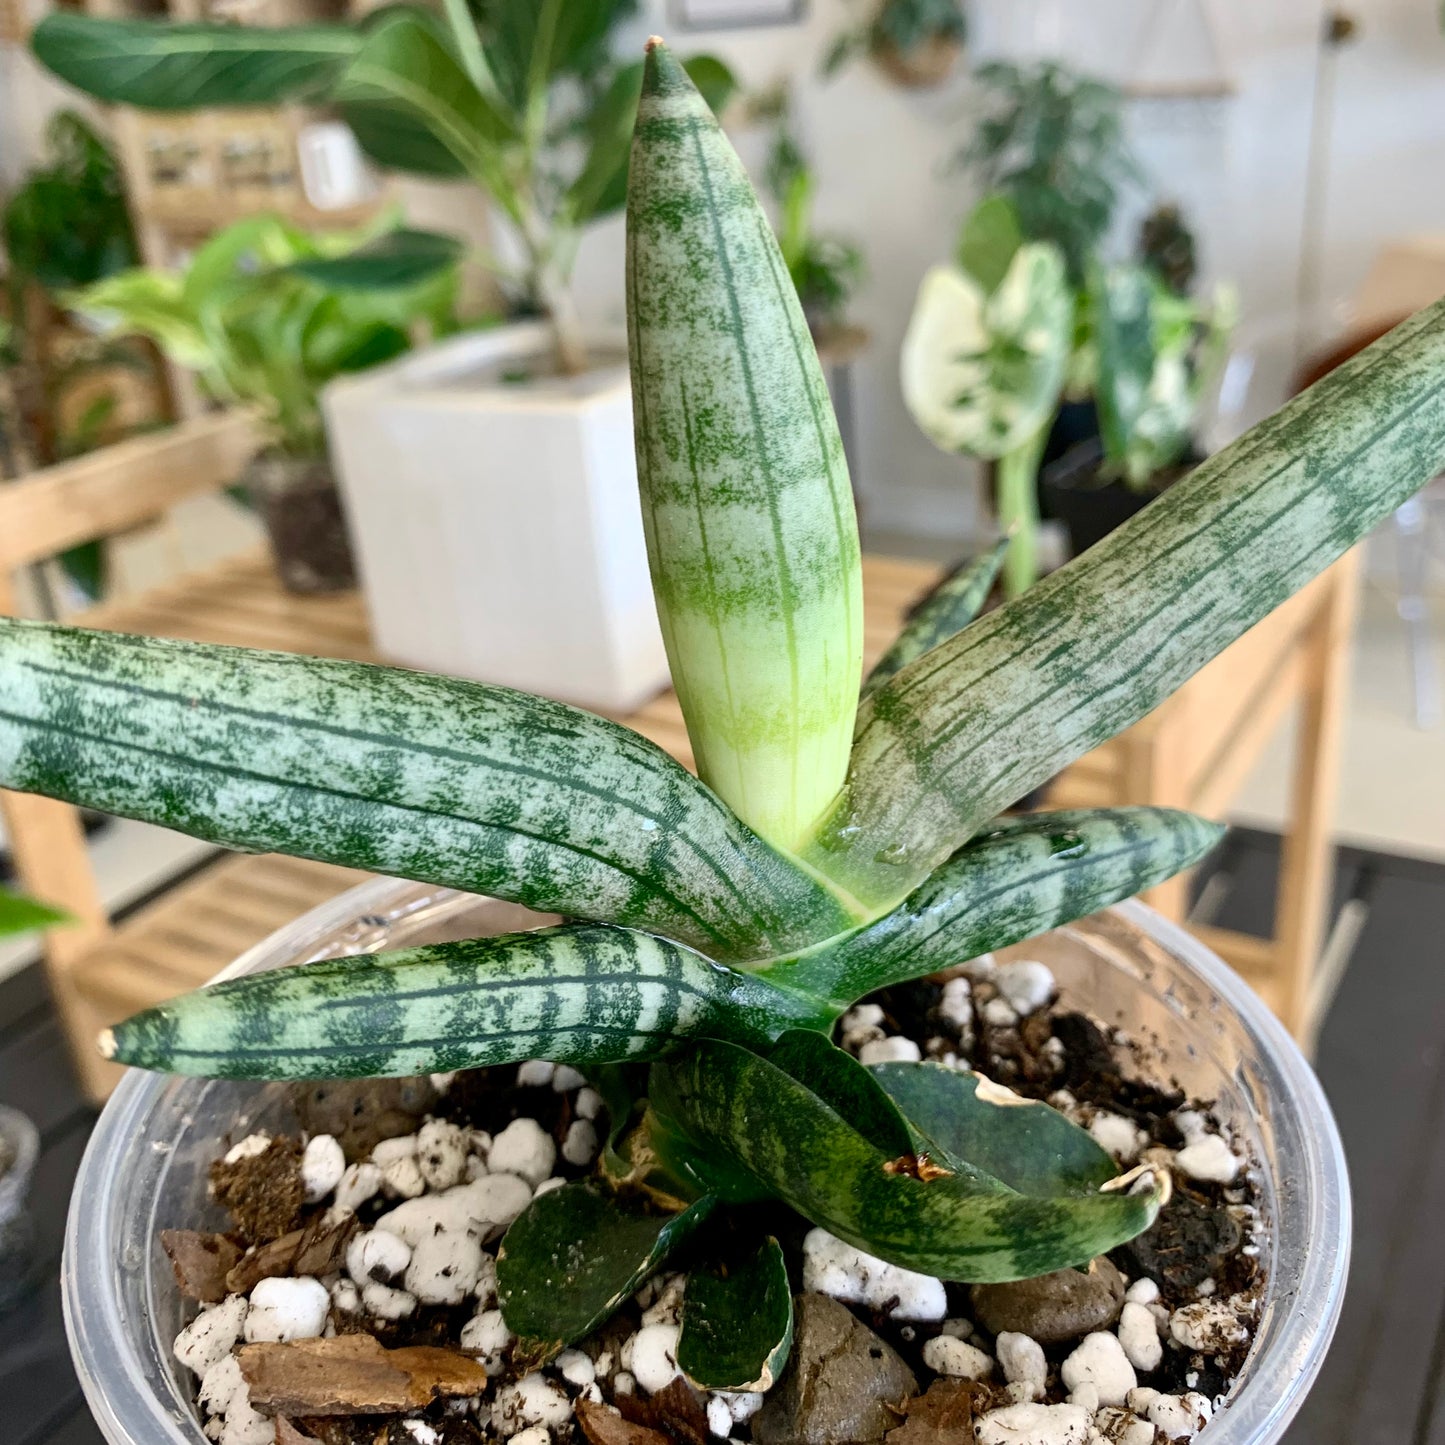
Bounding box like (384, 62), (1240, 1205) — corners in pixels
(824, 0), (968, 89)
(2, 45), (1442, 1414)
(71, 213), (462, 594)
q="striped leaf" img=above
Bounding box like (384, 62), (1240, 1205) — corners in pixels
(649, 1038), (1166, 1282)
(870, 1062), (1120, 1195)
(498, 1182), (715, 1364)
(30, 12), (360, 108)
(101, 924), (830, 1079)
(0, 623), (857, 960)
(805, 301), (1445, 908)
(861, 540), (1009, 699)
(677, 1237), (793, 1391)
(765, 808), (1223, 1007)
(626, 42), (864, 852)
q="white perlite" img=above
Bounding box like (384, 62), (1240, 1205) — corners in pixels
(996, 1331), (1047, 1401)
(493, 1372), (572, 1432)
(975, 1402), (1091, 1445)
(461, 1308), (514, 1374)
(174, 1295), (248, 1374)
(243, 1277), (329, 1343)
(347, 1228), (412, 1286)
(1088, 1112), (1147, 1164)
(982, 998), (1019, 1028)
(219, 1384), (274, 1445)
(996, 959), (1055, 1015)
(416, 1119), (469, 1191)
(1175, 1133), (1242, 1184)
(362, 1282), (417, 1320)
(1094, 1406), (1155, 1445)
(858, 1036), (922, 1065)
(509, 1430), (552, 1445)
(575, 1087), (604, 1120)
(1060, 1331), (1136, 1407)
(372, 1135), (418, 1167)
(801, 1228), (946, 1320)
(921, 1336), (994, 1379)
(197, 1354), (244, 1417)
(334, 1161), (384, 1213)
(557, 1349), (596, 1387)
(1147, 1392), (1214, 1439)
(1117, 1301), (1163, 1372)
(517, 1059), (556, 1088)
(563, 1119), (600, 1167)
(1125, 1277), (1160, 1306)
(629, 1323), (684, 1393)
(406, 1230), (485, 1304)
(1170, 1298), (1252, 1353)
(223, 1134), (270, 1165)
(553, 1064), (587, 1092)
(401, 1422), (440, 1445)
(938, 977), (973, 1030)
(300, 1134), (346, 1203)
(489, 1118), (557, 1186)
(381, 1154), (427, 1200)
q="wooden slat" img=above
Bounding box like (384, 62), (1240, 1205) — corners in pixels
(0, 413), (260, 571)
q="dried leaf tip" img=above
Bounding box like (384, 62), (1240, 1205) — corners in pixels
(97, 1027), (116, 1059)
(645, 35), (666, 52)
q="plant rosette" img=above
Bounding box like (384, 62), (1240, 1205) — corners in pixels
(1, 38), (1436, 1445)
(65, 885), (1346, 1445)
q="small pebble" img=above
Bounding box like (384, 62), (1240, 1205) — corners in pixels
(517, 1060), (556, 1088)
(975, 1402), (1091, 1445)
(416, 1119), (469, 1191)
(858, 1036), (922, 1065)
(1118, 1301), (1163, 1372)
(562, 1119), (600, 1167)
(406, 1230), (485, 1305)
(1170, 1299), (1250, 1353)
(1175, 1134), (1241, 1184)
(346, 1228), (412, 1286)
(334, 1161), (384, 1213)
(938, 977), (973, 1030)
(494, 1372), (572, 1431)
(1125, 1278), (1160, 1306)
(1147, 1392), (1213, 1439)
(223, 1134), (270, 1165)
(361, 1282), (417, 1320)
(922, 1336), (994, 1379)
(175, 1295), (248, 1374)
(372, 1135), (418, 1167)
(553, 1065), (587, 1092)
(575, 1088), (604, 1120)
(556, 1348), (595, 1387)
(244, 1276), (329, 1343)
(983, 997), (1019, 1028)
(381, 1154), (427, 1200)
(1060, 1331), (1136, 1407)
(801, 1228), (947, 1320)
(996, 1331), (1047, 1401)
(489, 1118), (557, 1186)
(1089, 1112), (1147, 1164)
(300, 1134), (346, 1203)
(197, 1353), (244, 1416)
(629, 1323), (684, 1394)
(996, 959), (1055, 1015)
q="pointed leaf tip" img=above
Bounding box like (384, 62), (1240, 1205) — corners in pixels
(641, 35), (694, 98)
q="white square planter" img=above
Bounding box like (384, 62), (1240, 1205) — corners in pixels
(324, 322), (670, 712)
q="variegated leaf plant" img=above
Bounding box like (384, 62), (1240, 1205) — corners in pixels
(3, 42), (1445, 1384)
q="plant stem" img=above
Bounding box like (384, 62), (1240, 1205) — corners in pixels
(535, 262), (589, 376)
(995, 425), (1047, 600)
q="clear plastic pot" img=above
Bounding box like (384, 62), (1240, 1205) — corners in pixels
(0, 1103), (40, 1315)
(63, 884), (1349, 1445)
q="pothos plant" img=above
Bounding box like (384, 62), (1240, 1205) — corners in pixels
(70, 213), (462, 460)
(2, 46), (1444, 1384)
(30, 0), (733, 378)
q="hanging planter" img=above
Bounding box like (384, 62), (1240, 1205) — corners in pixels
(871, 28), (964, 88)
(823, 0), (967, 89)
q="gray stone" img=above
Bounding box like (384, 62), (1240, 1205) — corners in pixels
(970, 1258), (1126, 1344)
(752, 1293), (918, 1445)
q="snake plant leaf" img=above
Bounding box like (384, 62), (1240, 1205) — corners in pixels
(627, 42), (864, 852)
(568, 55), (737, 226)
(0, 889), (70, 938)
(957, 193), (1024, 295)
(808, 300), (1445, 909)
(901, 249), (1073, 462)
(0, 623), (858, 960)
(102, 923), (829, 1079)
(650, 1038), (1165, 1282)
(30, 11), (361, 108)
(862, 540), (1010, 699)
(287, 229), (464, 291)
(677, 1237), (794, 1392)
(768, 808), (1223, 1007)
(498, 1181), (716, 1364)
(870, 1062), (1120, 1194)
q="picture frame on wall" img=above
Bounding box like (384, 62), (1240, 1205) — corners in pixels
(670, 0), (806, 30)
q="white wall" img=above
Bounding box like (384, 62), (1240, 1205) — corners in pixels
(7, 0), (1445, 541)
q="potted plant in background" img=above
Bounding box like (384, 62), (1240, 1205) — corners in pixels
(824, 0), (969, 89)
(32, 0), (734, 709)
(71, 213), (463, 594)
(1, 45), (1440, 1445)
(2, 110), (167, 603)
(1043, 262), (1235, 557)
(901, 198), (1073, 598)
